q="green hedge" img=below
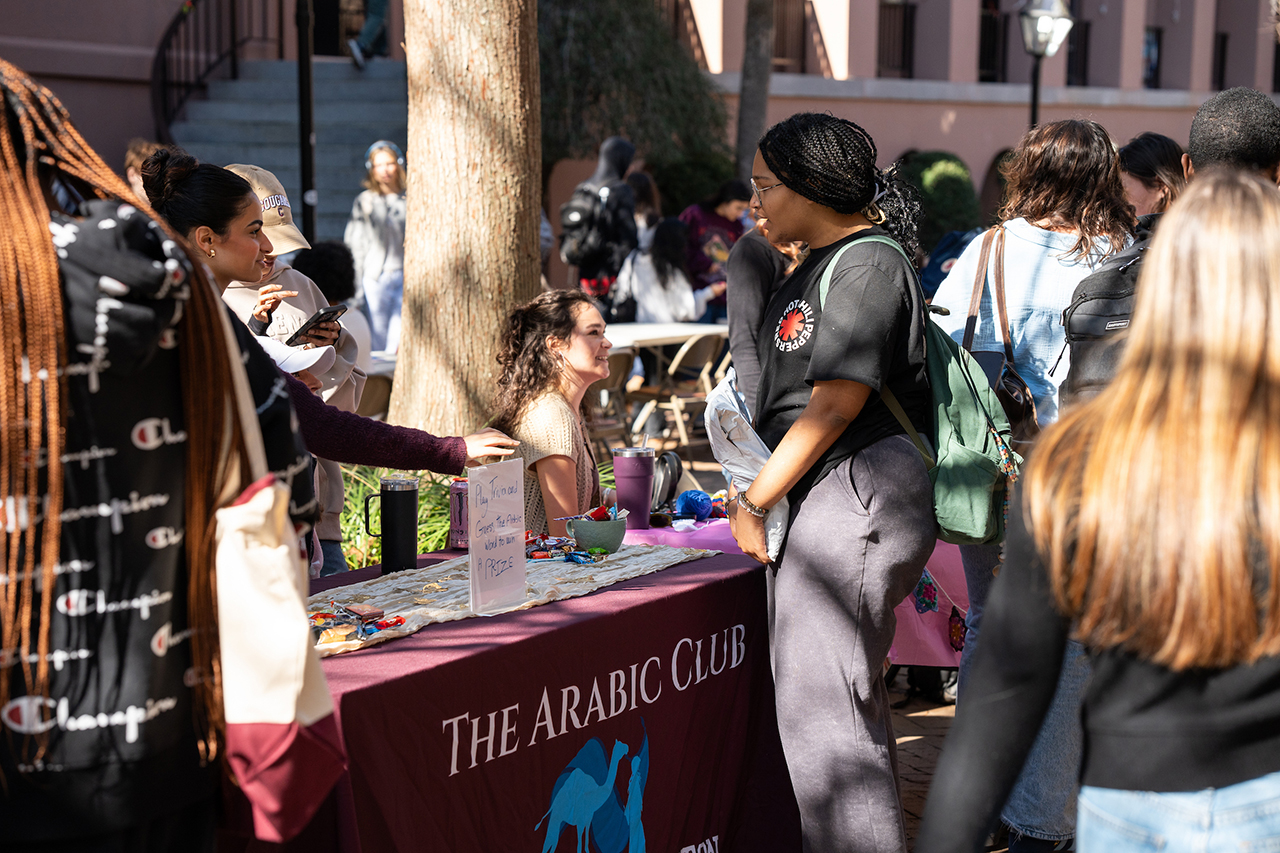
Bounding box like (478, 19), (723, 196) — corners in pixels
(899, 151), (982, 257)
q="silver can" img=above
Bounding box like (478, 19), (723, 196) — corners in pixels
(448, 478), (469, 550)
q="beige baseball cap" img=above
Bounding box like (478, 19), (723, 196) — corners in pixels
(226, 163), (311, 256)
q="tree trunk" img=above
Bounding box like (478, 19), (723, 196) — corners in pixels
(735, 0), (774, 180)
(388, 0), (542, 437)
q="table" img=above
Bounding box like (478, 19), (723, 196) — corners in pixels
(626, 520), (968, 669)
(229, 551), (801, 852)
(605, 322), (728, 351)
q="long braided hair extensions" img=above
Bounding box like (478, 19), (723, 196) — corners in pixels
(0, 59), (246, 766)
(758, 112), (923, 257)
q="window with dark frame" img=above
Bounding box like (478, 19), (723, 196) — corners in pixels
(978, 0), (1008, 83)
(1143, 27), (1162, 89)
(877, 1), (916, 79)
(1212, 32), (1228, 91)
(773, 0), (807, 73)
(1066, 20), (1090, 86)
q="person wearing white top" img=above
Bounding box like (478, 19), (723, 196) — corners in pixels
(616, 217), (726, 323)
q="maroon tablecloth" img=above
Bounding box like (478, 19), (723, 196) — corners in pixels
(226, 551), (800, 852)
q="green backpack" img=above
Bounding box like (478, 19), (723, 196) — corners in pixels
(819, 234), (1021, 545)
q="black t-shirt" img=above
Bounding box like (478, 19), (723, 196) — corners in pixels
(754, 228), (928, 503)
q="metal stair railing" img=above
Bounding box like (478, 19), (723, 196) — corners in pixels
(151, 0), (286, 144)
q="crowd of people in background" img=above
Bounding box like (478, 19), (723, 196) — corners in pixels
(11, 32), (1280, 853)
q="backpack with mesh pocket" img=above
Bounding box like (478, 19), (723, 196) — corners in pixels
(818, 234), (1022, 544)
(559, 183), (608, 266)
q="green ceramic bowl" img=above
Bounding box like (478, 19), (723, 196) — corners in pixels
(565, 517), (627, 554)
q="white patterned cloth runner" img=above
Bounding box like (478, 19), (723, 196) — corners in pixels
(310, 543), (720, 657)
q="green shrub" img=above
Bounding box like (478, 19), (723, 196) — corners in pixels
(539, 0), (733, 215)
(339, 460), (618, 568)
(340, 465), (455, 567)
(899, 151), (982, 257)
(649, 145), (736, 218)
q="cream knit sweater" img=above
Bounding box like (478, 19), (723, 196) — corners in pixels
(513, 393), (601, 535)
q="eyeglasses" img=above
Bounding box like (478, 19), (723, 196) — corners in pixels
(750, 178), (784, 206)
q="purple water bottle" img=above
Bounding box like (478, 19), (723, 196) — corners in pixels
(612, 447), (655, 530)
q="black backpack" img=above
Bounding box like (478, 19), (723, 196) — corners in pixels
(602, 252), (639, 324)
(1059, 214), (1160, 409)
(558, 182), (609, 266)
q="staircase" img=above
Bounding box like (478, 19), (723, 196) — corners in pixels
(170, 57), (407, 242)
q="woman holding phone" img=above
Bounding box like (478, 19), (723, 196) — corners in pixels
(143, 149), (518, 481)
(219, 164), (368, 574)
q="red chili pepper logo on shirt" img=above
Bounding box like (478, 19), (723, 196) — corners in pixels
(774, 299), (814, 352)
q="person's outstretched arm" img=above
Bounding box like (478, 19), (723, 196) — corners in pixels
(914, 498), (1073, 853)
(285, 373), (516, 473)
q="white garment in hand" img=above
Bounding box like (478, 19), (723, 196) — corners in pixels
(617, 250), (715, 324)
(705, 368), (788, 561)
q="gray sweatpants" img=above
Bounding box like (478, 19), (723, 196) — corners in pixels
(767, 435), (937, 853)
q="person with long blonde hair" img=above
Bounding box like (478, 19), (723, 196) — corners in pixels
(918, 169), (1280, 852)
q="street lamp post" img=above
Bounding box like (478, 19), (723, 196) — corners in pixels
(1018, 0), (1074, 129)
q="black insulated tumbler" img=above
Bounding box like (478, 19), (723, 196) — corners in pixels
(363, 476), (419, 572)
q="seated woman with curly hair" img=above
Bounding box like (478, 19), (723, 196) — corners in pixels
(491, 291), (614, 537)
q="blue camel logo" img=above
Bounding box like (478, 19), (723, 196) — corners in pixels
(535, 720), (649, 853)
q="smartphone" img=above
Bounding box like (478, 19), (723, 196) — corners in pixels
(284, 304), (348, 346)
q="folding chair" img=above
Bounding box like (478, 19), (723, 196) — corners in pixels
(586, 350), (636, 458)
(627, 333), (722, 459)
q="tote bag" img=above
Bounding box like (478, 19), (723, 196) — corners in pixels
(214, 307), (346, 841)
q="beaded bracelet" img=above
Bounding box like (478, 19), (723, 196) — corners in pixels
(737, 491), (767, 519)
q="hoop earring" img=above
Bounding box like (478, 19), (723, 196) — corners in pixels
(207, 248), (216, 258)
(864, 202), (886, 225)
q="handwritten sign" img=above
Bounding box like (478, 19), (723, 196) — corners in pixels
(468, 456), (527, 613)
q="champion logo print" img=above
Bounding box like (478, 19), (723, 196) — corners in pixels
(131, 417), (187, 451)
(150, 622), (193, 657)
(56, 588), (172, 620)
(1, 695), (179, 743)
(2, 696), (57, 735)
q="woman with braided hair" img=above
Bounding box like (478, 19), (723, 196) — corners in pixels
(726, 112), (934, 852)
(0, 59), (317, 849)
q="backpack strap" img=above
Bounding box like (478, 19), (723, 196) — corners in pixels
(817, 233), (914, 308)
(816, 233), (935, 468)
(991, 226), (1017, 364)
(882, 386), (935, 468)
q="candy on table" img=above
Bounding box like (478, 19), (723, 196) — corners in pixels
(311, 610), (407, 644)
(554, 504), (630, 523)
(526, 534), (575, 558)
(333, 601), (384, 622)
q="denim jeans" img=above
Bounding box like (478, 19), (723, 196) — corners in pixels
(365, 268), (403, 353)
(319, 539), (350, 577)
(958, 543), (1090, 841)
(1078, 772), (1280, 852)
(355, 0), (388, 55)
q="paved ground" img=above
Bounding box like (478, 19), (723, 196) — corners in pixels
(888, 673), (957, 850)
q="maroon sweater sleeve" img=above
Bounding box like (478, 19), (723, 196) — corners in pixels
(286, 372), (468, 475)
